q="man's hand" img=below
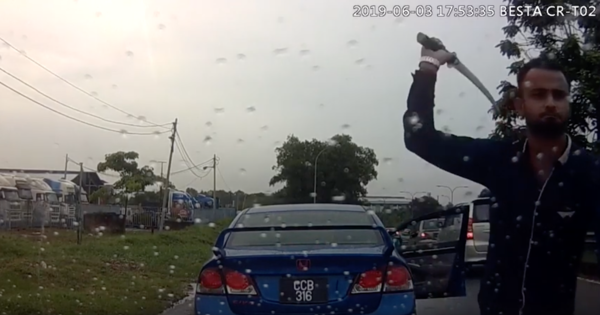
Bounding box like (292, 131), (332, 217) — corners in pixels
(420, 37), (456, 73)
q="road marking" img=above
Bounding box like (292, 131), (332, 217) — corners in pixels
(578, 277), (600, 285)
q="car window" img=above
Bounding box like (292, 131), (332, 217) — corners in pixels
(228, 210), (382, 247)
(421, 218), (442, 231)
(226, 229), (384, 247)
(473, 200), (491, 223)
(235, 210), (375, 227)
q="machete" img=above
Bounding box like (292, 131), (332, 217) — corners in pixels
(416, 32), (499, 114)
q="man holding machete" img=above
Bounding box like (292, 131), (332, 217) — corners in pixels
(404, 37), (600, 315)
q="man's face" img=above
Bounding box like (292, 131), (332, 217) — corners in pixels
(515, 68), (570, 140)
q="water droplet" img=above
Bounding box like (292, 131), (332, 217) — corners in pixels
(84, 74), (93, 80)
(355, 58), (365, 66)
(111, 84), (118, 89)
(341, 124), (350, 129)
(347, 40), (358, 48)
(237, 53), (246, 61)
(214, 108), (225, 114)
(215, 58), (227, 65)
(239, 168), (246, 175)
(125, 50), (134, 57)
(246, 106), (256, 113)
(299, 49), (310, 58)
(312, 65), (320, 71)
(95, 12), (102, 17)
(260, 125), (268, 131)
(273, 48), (288, 56)
(382, 157), (393, 165)
(237, 138), (244, 144)
(158, 24), (166, 30)
(205, 121), (212, 127)
(203, 136), (212, 145)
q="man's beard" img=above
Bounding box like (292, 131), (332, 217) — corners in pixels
(525, 117), (567, 140)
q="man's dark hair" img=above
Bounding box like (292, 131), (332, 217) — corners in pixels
(516, 56), (569, 90)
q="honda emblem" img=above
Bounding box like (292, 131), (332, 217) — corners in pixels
(296, 259), (311, 271)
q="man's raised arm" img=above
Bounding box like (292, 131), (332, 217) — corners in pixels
(403, 54), (497, 186)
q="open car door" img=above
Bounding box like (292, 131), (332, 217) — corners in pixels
(394, 205), (470, 299)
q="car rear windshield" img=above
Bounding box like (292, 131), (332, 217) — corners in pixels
(421, 218), (442, 231)
(226, 210), (383, 247)
(473, 200), (490, 223)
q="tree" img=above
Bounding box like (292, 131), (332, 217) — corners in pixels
(89, 186), (113, 204)
(493, 1), (600, 151)
(409, 195), (443, 218)
(186, 187), (199, 197)
(97, 151), (158, 193)
(270, 134), (378, 204)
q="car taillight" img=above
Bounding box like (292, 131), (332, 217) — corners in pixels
(225, 270), (257, 295)
(467, 218), (474, 240)
(420, 232), (426, 238)
(352, 270), (383, 293)
(197, 268), (257, 295)
(352, 265), (413, 294)
(197, 268), (224, 294)
(384, 266), (413, 292)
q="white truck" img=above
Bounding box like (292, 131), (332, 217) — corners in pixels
(1, 174), (34, 225)
(28, 178), (61, 224)
(0, 174), (22, 224)
(57, 180), (78, 221)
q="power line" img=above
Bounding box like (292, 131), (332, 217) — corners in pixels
(170, 158), (213, 175)
(175, 131), (212, 175)
(216, 164), (232, 192)
(0, 67), (171, 129)
(0, 36), (171, 128)
(174, 139), (204, 178)
(0, 80), (171, 136)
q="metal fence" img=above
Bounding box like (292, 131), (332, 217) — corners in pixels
(124, 207), (237, 229)
(0, 201), (124, 230)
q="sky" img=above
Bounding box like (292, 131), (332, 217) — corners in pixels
(0, 0), (515, 204)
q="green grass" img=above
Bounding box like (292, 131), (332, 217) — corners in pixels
(0, 221), (229, 315)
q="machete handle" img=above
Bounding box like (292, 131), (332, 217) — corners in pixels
(416, 32), (459, 65)
(416, 32), (447, 51)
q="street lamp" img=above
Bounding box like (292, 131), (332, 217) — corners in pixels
(436, 185), (468, 204)
(312, 140), (337, 203)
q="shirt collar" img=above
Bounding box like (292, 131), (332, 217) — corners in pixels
(521, 135), (572, 165)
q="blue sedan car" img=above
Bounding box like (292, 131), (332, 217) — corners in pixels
(195, 203), (469, 315)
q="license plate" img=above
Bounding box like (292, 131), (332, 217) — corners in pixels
(279, 277), (328, 304)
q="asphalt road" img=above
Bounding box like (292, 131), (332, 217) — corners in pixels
(163, 278), (600, 315)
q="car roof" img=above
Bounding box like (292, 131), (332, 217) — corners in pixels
(455, 197), (491, 207)
(244, 203), (366, 214)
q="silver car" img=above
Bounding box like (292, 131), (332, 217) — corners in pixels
(438, 198), (490, 268)
(465, 198), (490, 266)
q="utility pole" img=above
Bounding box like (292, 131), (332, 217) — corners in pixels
(63, 154), (69, 179)
(77, 162), (83, 244)
(159, 119), (178, 232)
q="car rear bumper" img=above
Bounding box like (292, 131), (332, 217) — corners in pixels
(465, 241), (487, 264)
(194, 292), (416, 315)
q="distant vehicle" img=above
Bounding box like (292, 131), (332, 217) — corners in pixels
(195, 203), (470, 315)
(0, 174), (23, 222)
(27, 178), (60, 223)
(398, 218), (444, 247)
(437, 198), (491, 268)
